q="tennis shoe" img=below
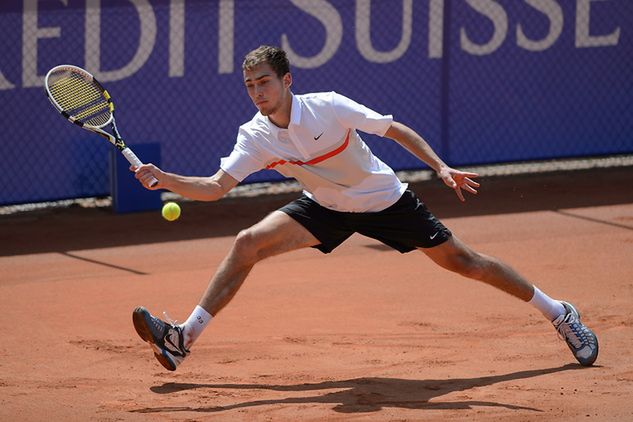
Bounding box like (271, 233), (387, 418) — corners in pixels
(552, 301), (598, 366)
(133, 306), (189, 371)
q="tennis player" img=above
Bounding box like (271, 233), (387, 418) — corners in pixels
(131, 45), (598, 371)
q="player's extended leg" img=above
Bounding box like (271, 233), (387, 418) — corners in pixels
(420, 235), (534, 300)
(133, 210), (320, 371)
(419, 235), (598, 366)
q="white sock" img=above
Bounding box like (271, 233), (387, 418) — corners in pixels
(529, 286), (566, 321)
(180, 305), (212, 349)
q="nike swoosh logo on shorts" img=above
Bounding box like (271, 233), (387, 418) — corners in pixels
(430, 232), (439, 240)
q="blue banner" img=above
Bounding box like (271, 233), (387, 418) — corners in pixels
(1, 0), (631, 205)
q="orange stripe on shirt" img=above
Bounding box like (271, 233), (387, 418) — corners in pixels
(266, 130), (351, 170)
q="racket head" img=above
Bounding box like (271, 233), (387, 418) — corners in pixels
(45, 65), (114, 129)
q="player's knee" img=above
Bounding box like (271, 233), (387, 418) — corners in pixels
(232, 228), (264, 264)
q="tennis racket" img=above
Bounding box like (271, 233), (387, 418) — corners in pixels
(44, 64), (158, 187)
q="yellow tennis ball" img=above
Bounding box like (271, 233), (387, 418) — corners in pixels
(161, 202), (181, 221)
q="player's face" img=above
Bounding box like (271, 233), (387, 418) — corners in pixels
(243, 63), (291, 117)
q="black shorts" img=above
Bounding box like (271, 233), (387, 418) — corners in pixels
(279, 190), (452, 254)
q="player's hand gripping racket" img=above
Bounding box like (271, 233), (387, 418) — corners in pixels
(44, 64), (158, 187)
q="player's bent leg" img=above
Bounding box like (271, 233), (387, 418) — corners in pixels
(199, 210), (320, 316)
(419, 235), (534, 301)
(231, 210), (321, 265)
(133, 211), (320, 371)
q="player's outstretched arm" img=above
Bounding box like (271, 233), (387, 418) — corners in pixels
(131, 165), (239, 202)
(384, 121), (480, 202)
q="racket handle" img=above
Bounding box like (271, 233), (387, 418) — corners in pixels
(121, 147), (159, 188)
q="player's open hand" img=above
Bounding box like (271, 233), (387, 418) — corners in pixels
(437, 166), (480, 202)
(131, 163), (164, 190)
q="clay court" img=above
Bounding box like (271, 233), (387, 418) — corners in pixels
(1, 166), (632, 421)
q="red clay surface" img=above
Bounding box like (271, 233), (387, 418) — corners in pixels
(1, 167), (633, 421)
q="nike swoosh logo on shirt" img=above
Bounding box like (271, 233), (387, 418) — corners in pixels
(314, 132), (324, 140)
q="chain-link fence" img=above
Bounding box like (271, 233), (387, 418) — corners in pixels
(1, 0), (632, 206)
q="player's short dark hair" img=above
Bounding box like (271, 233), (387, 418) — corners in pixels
(242, 45), (290, 78)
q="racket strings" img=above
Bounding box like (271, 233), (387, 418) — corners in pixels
(48, 71), (111, 126)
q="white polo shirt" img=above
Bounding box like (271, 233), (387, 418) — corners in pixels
(220, 91), (407, 212)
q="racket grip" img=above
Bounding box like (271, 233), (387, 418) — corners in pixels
(121, 147), (159, 188)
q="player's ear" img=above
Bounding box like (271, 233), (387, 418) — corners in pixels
(283, 72), (292, 90)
